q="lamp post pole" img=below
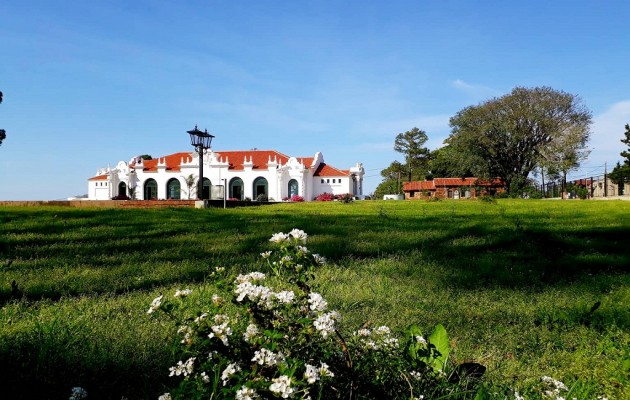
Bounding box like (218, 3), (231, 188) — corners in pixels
(187, 125), (215, 200)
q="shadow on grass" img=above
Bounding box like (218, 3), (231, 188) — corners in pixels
(1, 205), (629, 302)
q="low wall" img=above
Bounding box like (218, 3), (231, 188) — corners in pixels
(0, 200), (278, 208)
(0, 200), (196, 208)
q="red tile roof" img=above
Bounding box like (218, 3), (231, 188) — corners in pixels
(403, 181), (435, 191)
(90, 150), (349, 179)
(403, 178), (504, 192)
(214, 150), (291, 170)
(313, 163), (348, 177)
(140, 152), (193, 172)
(88, 174), (109, 181)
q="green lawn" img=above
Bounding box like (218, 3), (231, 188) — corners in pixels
(1, 200), (628, 399)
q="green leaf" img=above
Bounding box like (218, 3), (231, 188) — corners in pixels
(428, 324), (450, 372)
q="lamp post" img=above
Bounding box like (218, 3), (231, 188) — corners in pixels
(187, 125), (215, 199)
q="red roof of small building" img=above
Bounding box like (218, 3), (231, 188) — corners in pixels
(403, 178), (504, 192)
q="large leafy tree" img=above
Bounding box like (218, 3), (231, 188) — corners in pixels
(394, 127), (430, 181)
(446, 87), (591, 194)
(0, 91), (5, 147)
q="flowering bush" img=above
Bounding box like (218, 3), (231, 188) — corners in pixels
(335, 193), (354, 203)
(290, 195), (304, 202)
(315, 192), (335, 201)
(150, 229), (466, 399)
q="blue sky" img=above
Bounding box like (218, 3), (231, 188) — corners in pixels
(2, 0), (630, 200)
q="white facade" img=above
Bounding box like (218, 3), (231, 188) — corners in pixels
(88, 149), (364, 201)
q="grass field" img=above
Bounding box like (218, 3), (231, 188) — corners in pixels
(0, 200), (628, 399)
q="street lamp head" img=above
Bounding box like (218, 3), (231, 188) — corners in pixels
(187, 125), (215, 149)
(199, 129), (215, 149)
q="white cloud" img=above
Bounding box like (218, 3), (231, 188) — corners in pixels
(450, 79), (500, 100)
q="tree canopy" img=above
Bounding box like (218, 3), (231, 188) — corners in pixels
(393, 127), (430, 181)
(608, 124), (630, 188)
(445, 86), (591, 194)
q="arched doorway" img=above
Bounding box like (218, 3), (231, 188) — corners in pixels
(167, 178), (181, 199)
(229, 177), (244, 200)
(118, 182), (127, 198)
(253, 177), (268, 200)
(144, 179), (157, 200)
(202, 178), (211, 200)
(288, 179), (298, 197)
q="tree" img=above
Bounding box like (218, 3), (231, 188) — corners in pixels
(181, 174), (197, 200)
(446, 87), (592, 194)
(539, 125), (590, 199)
(608, 125), (630, 195)
(394, 127), (430, 182)
(374, 161), (405, 198)
(0, 91), (6, 147)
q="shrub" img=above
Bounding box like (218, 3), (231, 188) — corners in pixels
(315, 192), (335, 201)
(150, 230), (466, 399)
(256, 193), (268, 202)
(290, 195), (304, 202)
(335, 193), (354, 203)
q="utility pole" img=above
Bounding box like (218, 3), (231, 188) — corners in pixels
(604, 162), (608, 197)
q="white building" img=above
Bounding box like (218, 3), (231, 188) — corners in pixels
(87, 149), (365, 201)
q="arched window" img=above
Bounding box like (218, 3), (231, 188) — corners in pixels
(229, 177), (244, 200)
(253, 177), (268, 200)
(167, 178), (181, 199)
(144, 179), (158, 200)
(288, 179), (298, 197)
(203, 178), (211, 200)
(118, 182), (127, 197)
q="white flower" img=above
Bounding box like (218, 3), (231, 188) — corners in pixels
(235, 272), (266, 284)
(308, 293), (328, 312)
(174, 288), (192, 298)
(410, 370), (422, 380)
(312, 254), (326, 265)
(514, 391), (524, 400)
(208, 314), (232, 346)
(269, 375), (294, 398)
(252, 348), (285, 367)
(296, 245), (309, 255)
(169, 357), (196, 377)
(177, 325), (193, 344)
(314, 311), (339, 338)
(269, 232), (289, 243)
(158, 393), (172, 400)
(200, 371), (210, 383)
(355, 328), (371, 337)
(236, 386), (259, 400)
(274, 290), (295, 304)
(244, 323), (259, 342)
(415, 335), (427, 345)
(289, 228), (308, 243)
(212, 294), (223, 305)
(318, 362), (334, 378)
(69, 387), (88, 400)
(221, 363), (241, 386)
(374, 326), (391, 335)
(147, 295), (163, 314)
(304, 364), (319, 384)
(261, 250), (273, 258)
(281, 255), (293, 264)
(194, 313), (208, 324)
